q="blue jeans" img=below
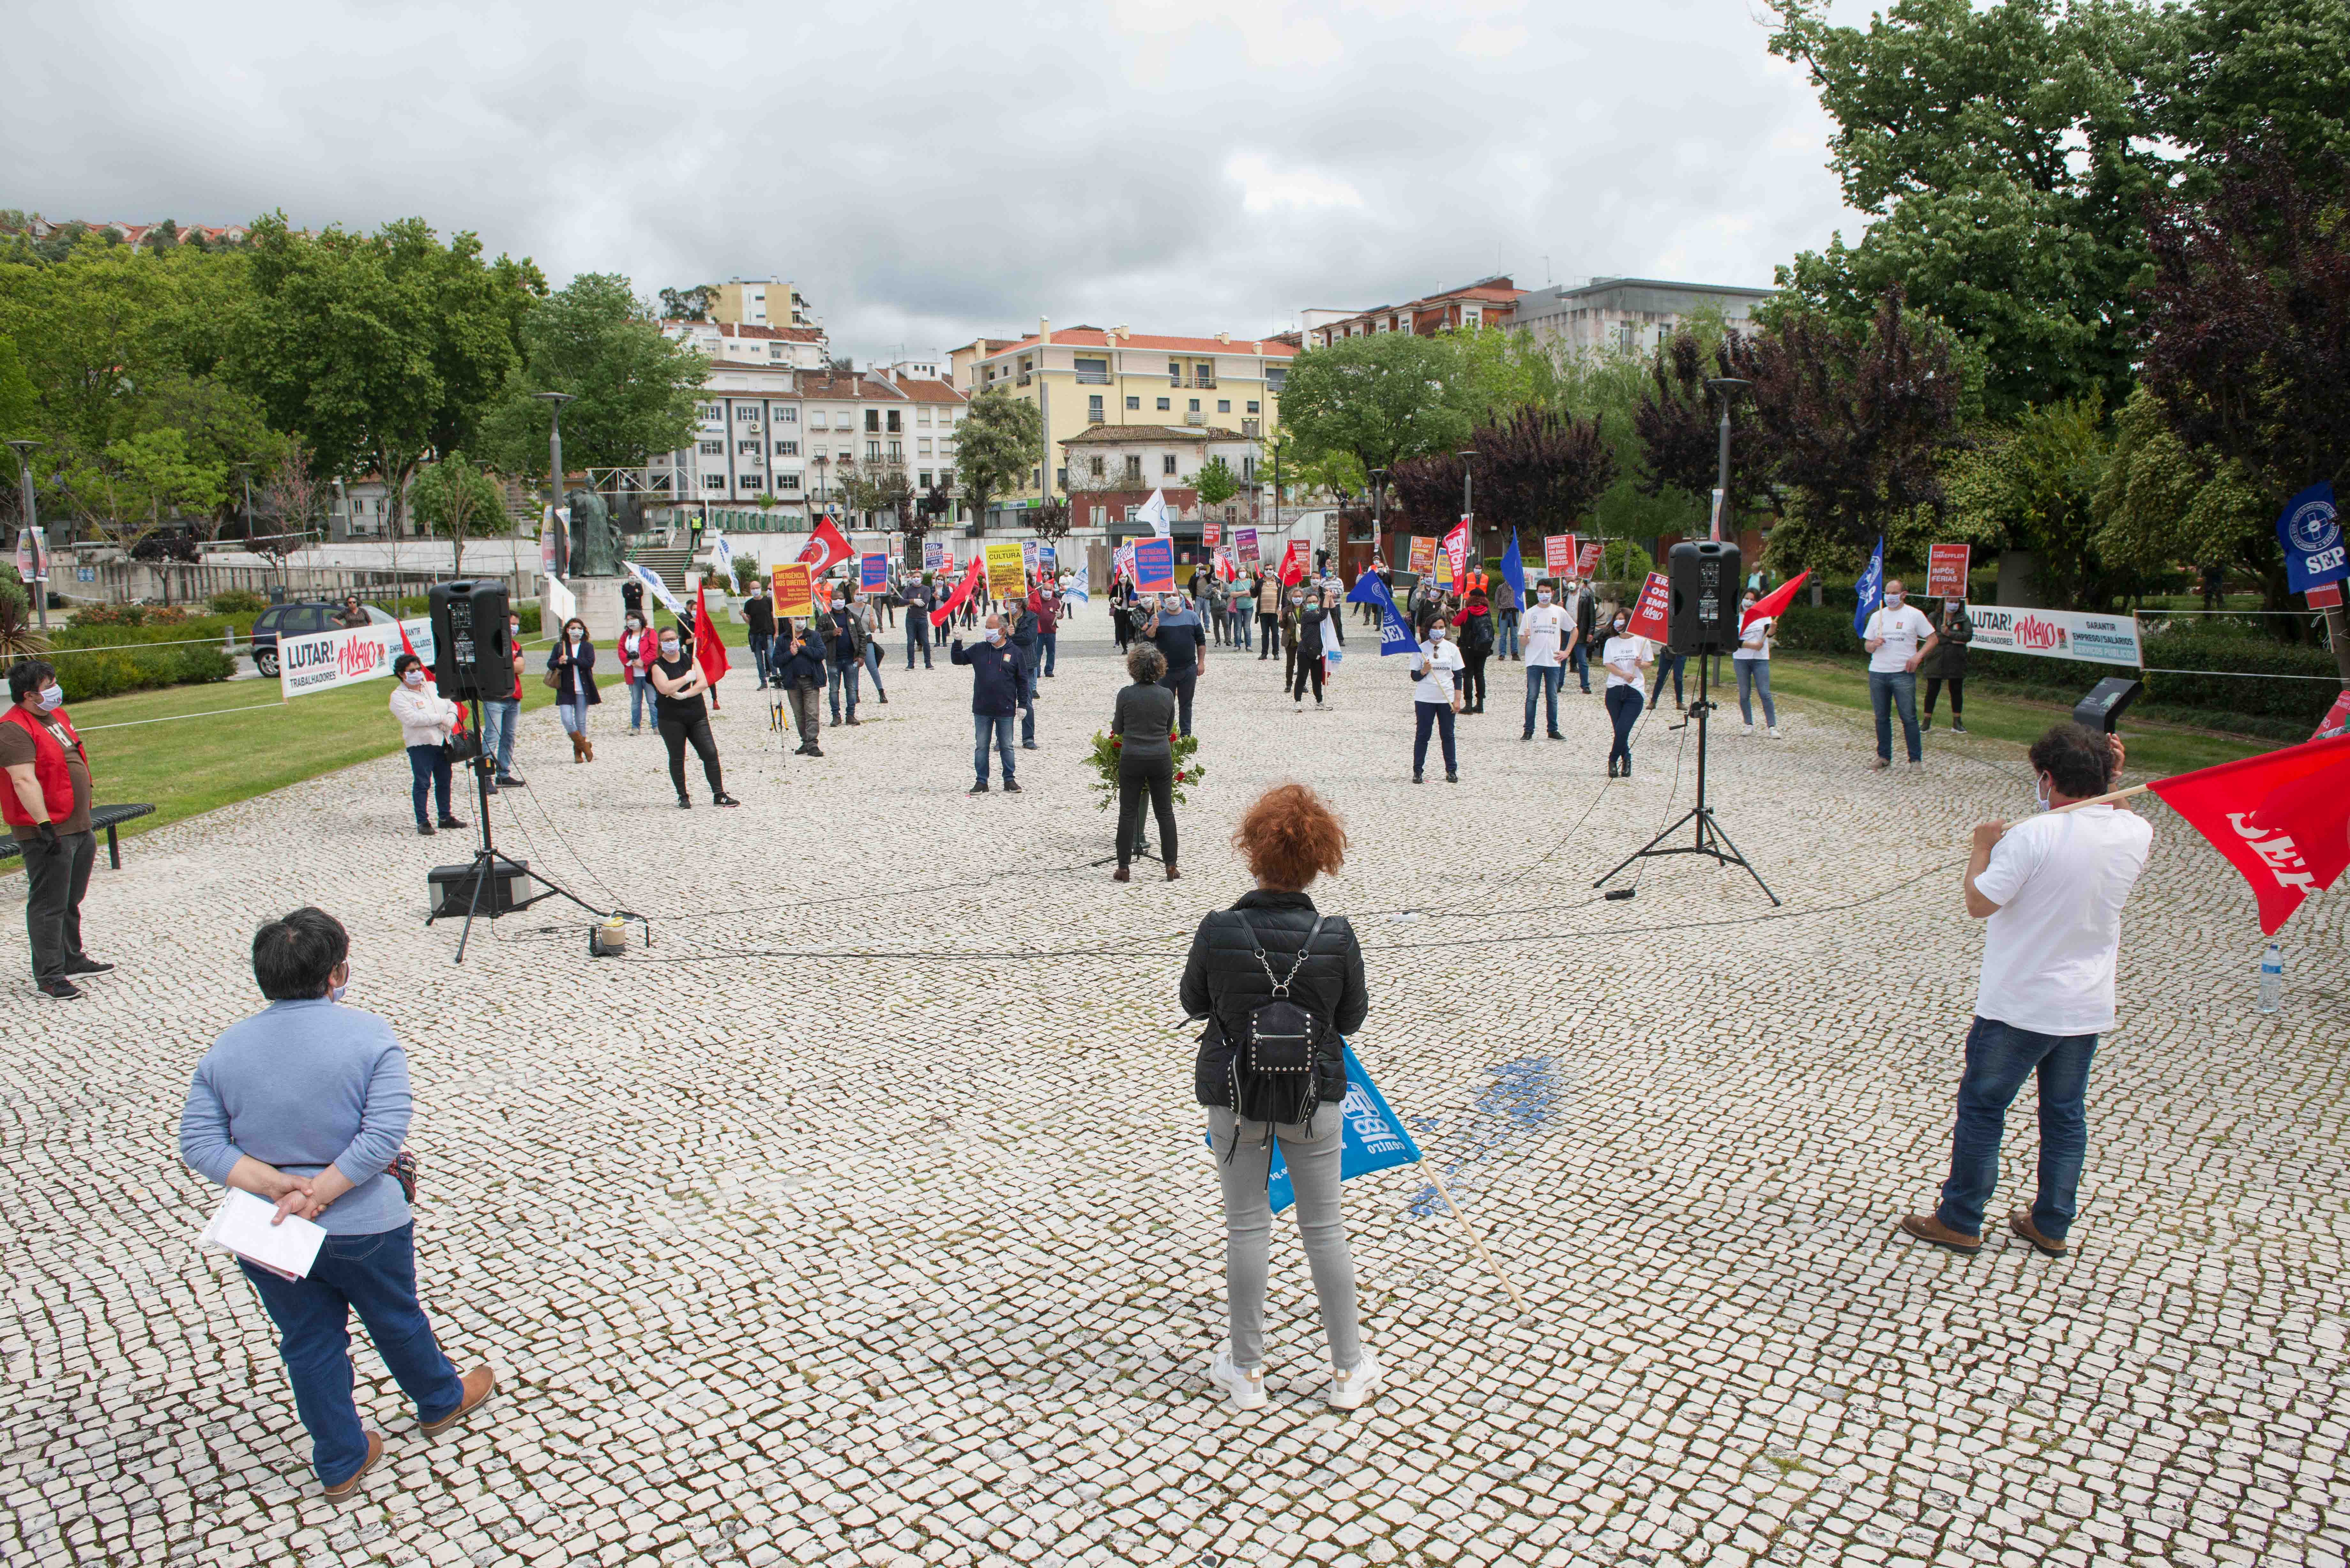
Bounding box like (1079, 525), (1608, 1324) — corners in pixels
(1040, 630), (1057, 675)
(1412, 700), (1456, 774)
(1870, 669), (1921, 761)
(480, 698), (519, 777)
(973, 711), (1016, 783)
(1235, 612), (1252, 650)
(238, 1223), (463, 1487)
(1648, 650), (1685, 707)
(406, 744), (451, 825)
(628, 678), (655, 730)
(1605, 683), (1641, 766)
(1936, 1016), (2098, 1242)
(829, 661), (860, 722)
(862, 641), (887, 695)
(1499, 616), (1520, 659)
(1569, 642), (1590, 692)
(1523, 662), (1561, 735)
(556, 699), (587, 736)
(748, 634), (772, 687)
(906, 614), (931, 668)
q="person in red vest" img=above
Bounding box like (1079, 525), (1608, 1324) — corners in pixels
(2, 659), (114, 999)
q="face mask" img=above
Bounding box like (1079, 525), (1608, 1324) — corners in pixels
(567, 630), (582, 643)
(659, 640), (680, 659)
(509, 624), (520, 638)
(329, 961), (352, 1004)
(626, 618), (642, 631)
(1884, 593), (1904, 609)
(1536, 591), (1552, 604)
(986, 627), (1004, 644)
(1613, 620), (1630, 636)
(2035, 773), (2052, 811)
(38, 683), (65, 711)
(1742, 599), (1757, 612)
(402, 670), (425, 688)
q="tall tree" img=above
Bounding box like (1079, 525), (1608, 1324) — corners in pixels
(1948, 396), (2120, 607)
(1467, 406), (1618, 559)
(1634, 332), (1783, 526)
(1278, 332), (1474, 481)
(953, 388), (1042, 535)
(1387, 450), (1470, 539)
(1194, 456), (1239, 508)
(658, 283), (715, 321)
(477, 273), (705, 486)
(408, 451), (511, 579)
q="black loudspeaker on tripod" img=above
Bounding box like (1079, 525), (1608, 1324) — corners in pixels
(427, 580), (511, 702)
(1596, 539), (1780, 905)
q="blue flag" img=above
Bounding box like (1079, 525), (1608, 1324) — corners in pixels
(1346, 569), (1418, 656)
(1852, 537), (1885, 636)
(1500, 531), (1526, 601)
(1205, 1044), (1423, 1214)
(2276, 482), (2344, 595)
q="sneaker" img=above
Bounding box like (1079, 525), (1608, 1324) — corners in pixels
(1520, 731), (1534, 741)
(1021, 740), (1038, 750)
(1004, 780), (1023, 793)
(1742, 723), (1754, 736)
(1445, 771), (1459, 783)
(968, 781), (989, 795)
(436, 817), (466, 830)
(1207, 1352), (1268, 1412)
(676, 796), (692, 810)
(712, 793), (741, 808)
(61, 957), (114, 976)
(1767, 725), (1782, 739)
(36, 976), (82, 1000)
(1870, 757), (1890, 771)
(1950, 721), (1969, 734)
(497, 774), (525, 788)
(1412, 770), (1424, 784)
(1326, 1348), (1384, 1411)
(1548, 732), (1565, 741)
(416, 823), (435, 836)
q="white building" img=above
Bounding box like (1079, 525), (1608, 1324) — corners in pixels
(1512, 277), (1775, 357)
(660, 319), (831, 371)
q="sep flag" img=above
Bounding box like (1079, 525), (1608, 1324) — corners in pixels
(1063, 562), (1090, 603)
(627, 560), (686, 618)
(1202, 1044), (1421, 1215)
(2147, 734), (2350, 935)
(1346, 568), (1418, 656)
(2276, 482), (2345, 595)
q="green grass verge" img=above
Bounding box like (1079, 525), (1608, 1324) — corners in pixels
(1761, 653), (2275, 777)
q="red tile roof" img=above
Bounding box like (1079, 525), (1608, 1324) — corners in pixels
(975, 329), (1298, 363)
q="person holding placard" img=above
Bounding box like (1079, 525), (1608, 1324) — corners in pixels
(1602, 608), (1651, 778)
(178, 908), (497, 1500)
(1921, 598), (1974, 734)
(1410, 611), (1464, 784)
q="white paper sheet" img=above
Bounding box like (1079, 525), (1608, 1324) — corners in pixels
(201, 1189), (327, 1280)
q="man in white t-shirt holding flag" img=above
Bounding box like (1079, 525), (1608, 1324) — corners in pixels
(1860, 576), (1937, 770)
(1899, 722), (2153, 1259)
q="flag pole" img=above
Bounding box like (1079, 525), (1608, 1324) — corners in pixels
(1968, 782), (2154, 844)
(1416, 1161), (1529, 1314)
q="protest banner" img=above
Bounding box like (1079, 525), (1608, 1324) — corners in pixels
(12, 525), (48, 582)
(1115, 541), (1136, 580)
(1038, 545), (1057, 577)
(1020, 539), (1039, 575)
(1235, 525), (1260, 568)
(1926, 543), (1971, 600)
(1543, 534), (1575, 577)
(860, 553), (888, 591)
(2277, 482), (2345, 594)
(1965, 606), (2142, 667)
(1407, 535), (1436, 576)
(1442, 516), (1471, 582)
(278, 618), (436, 700)
(1433, 552), (1454, 591)
(770, 562), (814, 619)
(1203, 521), (1221, 548)
(1626, 571), (1672, 641)
(930, 555), (985, 626)
(985, 541), (1027, 598)
(923, 539), (944, 573)
(1574, 539), (1603, 578)
(1132, 536), (1176, 594)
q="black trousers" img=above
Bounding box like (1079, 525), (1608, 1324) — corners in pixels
(1605, 683), (1642, 766)
(22, 828), (95, 981)
(1160, 668), (1197, 736)
(659, 716), (724, 799)
(1117, 754), (1178, 869)
(1924, 676), (1964, 716)
(1291, 652), (1323, 703)
(1257, 614), (1280, 657)
(1461, 652), (1489, 711)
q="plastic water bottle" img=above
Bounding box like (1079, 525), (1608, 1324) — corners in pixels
(2258, 942), (2285, 1014)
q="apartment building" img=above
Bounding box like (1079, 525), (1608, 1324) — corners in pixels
(1512, 277), (1775, 356)
(951, 320), (1296, 530)
(708, 276), (819, 330)
(1303, 277), (1524, 346)
(1062, 424), (1264, 540)
(660, 318), (832, 370)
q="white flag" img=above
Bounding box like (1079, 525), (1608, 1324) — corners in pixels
(1136, 488), (1171, 538)
(1064, 562), (1090, 602)
(627, 560), (687, 618)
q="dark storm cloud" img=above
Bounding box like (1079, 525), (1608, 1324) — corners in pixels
(2, 0), (1869, 363)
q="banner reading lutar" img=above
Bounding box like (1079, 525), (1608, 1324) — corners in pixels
(278, 618), (437, 700)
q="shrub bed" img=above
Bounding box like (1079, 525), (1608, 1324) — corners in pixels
(46, 617), (238, 697)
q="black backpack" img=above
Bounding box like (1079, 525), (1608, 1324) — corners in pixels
(1226, 914), (1329, 1136)
(1461, 612), (1495, 654)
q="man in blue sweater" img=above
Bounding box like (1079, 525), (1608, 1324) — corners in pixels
(951, 613), (1026, 794)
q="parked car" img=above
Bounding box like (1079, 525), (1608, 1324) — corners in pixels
(249, 600), (396, 677)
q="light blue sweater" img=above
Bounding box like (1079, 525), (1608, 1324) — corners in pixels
(178, 999), (414, 1236)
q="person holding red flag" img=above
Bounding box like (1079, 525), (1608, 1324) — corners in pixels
(1899, 723), (2150, 1258)
(798, 516), (854, 577)
(647, 619), (739, 809)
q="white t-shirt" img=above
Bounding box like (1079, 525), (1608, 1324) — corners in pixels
(1734, 614), (1772, 661)
(1974, 804), (2155, 1035)
(1864, 603), (1935, 673)
(1413, 638), (1463, 704)
(1602, 635), (1647, 689)
(1521, 604), (1570, 665)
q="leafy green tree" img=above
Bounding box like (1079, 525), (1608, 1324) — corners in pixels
(1279, 332), (1474, 481)
(0, 334), (34, 442)
(2090, 388), (2268, 593)
(57, 427), (225, 552)
(659, 284), (716, 321)
(408, 451), (512, 579)
(1193, 456), (1239, 508)
(1948, 396), (2118, 605)
(476, 274), (704, 486)
(953, 388), (1042, 534)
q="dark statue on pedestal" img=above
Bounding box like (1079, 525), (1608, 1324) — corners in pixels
(563, 488), (625, 578)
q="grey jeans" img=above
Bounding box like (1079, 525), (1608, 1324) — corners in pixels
(1207, 1104), (1362, 1372)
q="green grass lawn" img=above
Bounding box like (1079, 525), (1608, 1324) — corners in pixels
(1760, 652), (2272, 778)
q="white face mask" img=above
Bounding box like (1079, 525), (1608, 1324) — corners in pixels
(659, 640), (680, 659)
(986, 626), (1004, 644)
(1884, 592), (1904, 609)
(38, 683), (65, 710)
(329, 961), (352, 1004)
(1536, 591), (1552, 604)
(1612, 620), (1630, 637)
(568, 629), (582, 643)
(1742, 599), (1758, 613)
(402, 670), (425, 688)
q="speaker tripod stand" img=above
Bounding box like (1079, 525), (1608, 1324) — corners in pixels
(1594, 652), (1780, 905)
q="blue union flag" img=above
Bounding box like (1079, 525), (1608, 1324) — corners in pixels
(1205, 1044), (1423, 1214)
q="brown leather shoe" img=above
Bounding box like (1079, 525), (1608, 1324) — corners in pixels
(1164, 864), (1182, 882)
(580, 736), (594, 762)
(321, 1430), (383, 1501)
(1111, 866), (1131, 882)
(2009, 1209), (2068, 1257)
(421, 1365), (497, 1437)
(1896, 1213), (1982, 1253)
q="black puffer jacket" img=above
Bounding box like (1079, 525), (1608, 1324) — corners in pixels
(1180, 890), (1368, 1109)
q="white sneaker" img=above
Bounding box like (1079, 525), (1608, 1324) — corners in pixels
(1208, 1352), (1267, 1411)
(1767, 725), (1782, 739)
(1741, 723), (1754, 736)
(1326, 1348), (1384, 1410)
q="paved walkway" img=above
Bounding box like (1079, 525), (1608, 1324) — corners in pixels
(4, 610), (2344, 1568)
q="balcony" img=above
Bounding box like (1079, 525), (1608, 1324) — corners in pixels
(1169, 374), (1217, 389)
(1073, 371), (1111, 385)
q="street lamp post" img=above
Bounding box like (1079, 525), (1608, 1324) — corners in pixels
(1704, 378), (1750, 544)
(5, 439), (46, 629)
(1457, 450), (1477, 590)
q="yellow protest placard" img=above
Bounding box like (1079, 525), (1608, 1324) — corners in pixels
(985, 541), (1027, 599)
(771, 562), (813, 619)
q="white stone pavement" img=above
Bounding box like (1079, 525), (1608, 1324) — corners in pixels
(3, 606), (2345, 1568)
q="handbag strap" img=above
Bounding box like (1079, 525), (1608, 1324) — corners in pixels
(1239, 912), (1325, 999)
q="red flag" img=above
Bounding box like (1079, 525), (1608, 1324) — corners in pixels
(1278, 540), (1306, 587)
(1441, 516), (1471, 580)
(798, 516), (853, 576)
(1741, 571), (1811, 629)
(2147, 734), (2350, 935)
(931, 555), (986, 627)
(693, 585), (730, 689)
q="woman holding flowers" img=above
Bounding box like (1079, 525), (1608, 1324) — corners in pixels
(1110, 642), (1183, 882)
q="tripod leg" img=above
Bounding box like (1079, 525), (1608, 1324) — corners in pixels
(453, 852), (492, 964)
(1592, 807), (1702, 888)
(1694, 809), (1782, 907)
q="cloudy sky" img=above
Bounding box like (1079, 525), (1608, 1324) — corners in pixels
(6, 0), (1876, 364)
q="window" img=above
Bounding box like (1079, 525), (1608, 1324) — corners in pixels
(1247, 401), (1260, 414)
(867, 441), (881, 461)
(770, 344), (785, 359)
(1056, 467), (1067, 488)
(1163, 454), (1178, 475)
(886, 410), (901, 433)
(866, 410), (880, 432)
(779, 474), (800, 491)
(698, 403), (722, 421)
(918, 470), (933, 488)
(700, 441), (723, 456)
(888, 441), (903, 461)
(780, 407), (798, 423)
(1156, 396), (1171, 411)
(937, 411), (954, 428)
(704, 474), (726, 490)
(1242, 456), (1255, 481)
(776, 440), (798, 456)
(1266, 367), (1287, 392)
(1088, 394), (1103, 422)
(1124, 456), (1142, 483)
(1126, 396), (1140, 411)
(810, 411), (828, 429)
(1074, 357), (1109, 383)
(917, 407), (931, 426)
(736, 406), (760, 422)
(1088, 456), (1104, 477)
(916, 438), (932, 456)
(1217, 399), (1230, 414)
(738, 439), (760, 453)
(1188, 399), (1200, 413)
(739, 474), (762, 488)
(1167, 360), (1181, 381)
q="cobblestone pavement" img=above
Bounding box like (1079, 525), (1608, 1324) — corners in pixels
(4, 609), (2345, 1568)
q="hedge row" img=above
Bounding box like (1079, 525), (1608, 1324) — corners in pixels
(1767, 605), (2340, 724)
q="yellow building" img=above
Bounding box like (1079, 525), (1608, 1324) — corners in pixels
(946, 320), (1296, 531)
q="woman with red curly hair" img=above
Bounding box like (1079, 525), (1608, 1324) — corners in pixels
(1179, 783), (1374, 1414)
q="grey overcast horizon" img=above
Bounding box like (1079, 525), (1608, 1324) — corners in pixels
(3, 0), (1877, 366)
